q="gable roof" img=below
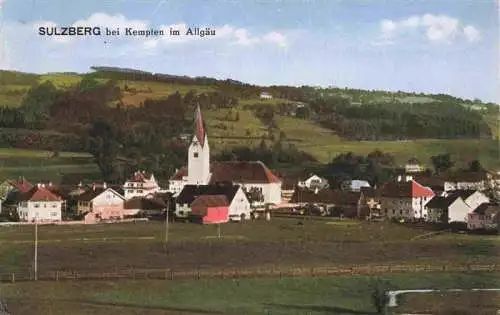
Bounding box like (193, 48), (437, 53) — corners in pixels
(380, 180), (435, 198)
(18, 185), (62, 202)
(191, 195), (229, 208)
(446, 189), (478, 200)
(440, 170), (488, 183)
(425, 195), (462, 209)
(210, 161), (281, 184)
(473, 203), (500, 215)
(176, 184), (242, 205)
(290, 188), (361, 205)
(76, 187), (124, 202)
(124, 196), (167, 210)
(127, 171), (153, 183)
(6, 178), (33, 192)
(170, 167), (188, 181)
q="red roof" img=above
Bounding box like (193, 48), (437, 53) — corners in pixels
(128, 171), (152, 182)
(191, 195), (229, 208)
(8, 179), (33, 192)
(380, 180), (434, 198)
(194, 104), (206, 147)
(210, 161), (281, 184)
(170, 167), (188, 180)
(18, 185), (62, 202)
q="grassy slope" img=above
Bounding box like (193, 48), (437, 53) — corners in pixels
(2, 272), (498, 315)
(0, 70), (498, 173)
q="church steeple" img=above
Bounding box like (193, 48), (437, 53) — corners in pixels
(194, 104), (206, 147)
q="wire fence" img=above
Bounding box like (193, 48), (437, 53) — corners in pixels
(1, 263), (498, 284)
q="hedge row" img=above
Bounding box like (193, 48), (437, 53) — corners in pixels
(0, 128), (86, 152)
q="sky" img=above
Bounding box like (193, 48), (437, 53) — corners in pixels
(0, 0), (498, 103)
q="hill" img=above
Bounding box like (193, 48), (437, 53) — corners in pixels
(0, 67), (498, 183)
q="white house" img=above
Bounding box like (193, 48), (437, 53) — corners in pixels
(169, 105), (282, 205)
(297, 174), (329, 190)
(175, 184), (251, 221)
(468, 203), (500, 230)
(441, 171), (487, 192)
(444, 190), (489, 211)
(17, 183), (63, 222)
(425, 195), (473, 223)
(122, 171), (162, 199)
(260, 92), (273, 99)
(404, 158), (425, 173)
(379, 180), (435, 221)
(341, 179), (371, 192)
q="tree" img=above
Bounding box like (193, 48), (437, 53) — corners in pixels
(86, 120), (121, 180)
(370, 278), (390, 314)
(468, 160), (484, 172)
(430, 153), (455, 174)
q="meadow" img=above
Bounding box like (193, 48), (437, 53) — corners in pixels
(0, 218), (497, 277)
(1, 272), (499, 314)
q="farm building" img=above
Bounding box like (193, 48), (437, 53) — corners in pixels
(175, 183), (251, 221)
(443, 189), (489, 211)
(425, 195), (473, 223)
(124, 196), (168, 217)
(467, 203), (500, 230)
(169, 105), (282, 205)
(189, 195), (229, 224)
(379, 180), (435, 221)
(75, 185), (126, 223)
(289, 188), (365, 218)
(122, 170), (162, 199)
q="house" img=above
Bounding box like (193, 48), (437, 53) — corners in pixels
(405, 158), (425, 173)
(425, 195), (472, 223)
(379, 180), (435, 221)
(122, 170), (162, 199)
(17, 183), (63, 222)
(175, 184), (251, 221)
(341, 179), (371, 192)
(260, 92), (273, 99)
(297, 174), (329, 190)
(0, 178), (34, 212)
(168, 105), (282, 205)
(290, 188), (364, 218)
(360, 187), (382, 220)
(444, 189), (489, 211)
(75, 185), (126, 223)
(124, 196), (168, 217)
(440, 171), (488, 192)
(468, 203), (500, 230)
(189, 195), (229, 224)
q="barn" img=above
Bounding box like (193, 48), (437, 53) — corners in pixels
(189, 195), (229, 224)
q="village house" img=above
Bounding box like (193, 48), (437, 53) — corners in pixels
(189, 195), (230, 224)
(341, 179), (371, 192)
(396, 159), (430, 183)
(297, 174), (329, 190)
(444, 189), (490, 211)
(379, 180), (435, 221)
(168, 105), (282, 206)
(122, 170), (162, 199)
(124, 195), (168, 217)
(467, 203), (500, 230)
(289, 188), (365, 218)
(175, 183), (251, 222)
(259, 91), (273, 99)
(425, 194), (472, 223)
(0, 178), (33, 214)
(360, 187), (382, 220)
(16, 183), (63, 222)
(440, 171), (488, 192)
(75, 184), (126, 223)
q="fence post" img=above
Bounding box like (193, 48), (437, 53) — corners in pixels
(170, 270), (174, 280)
(55, 271), (59, 281)
(10, 273), (15, 284)
(220, 270), (224, 279)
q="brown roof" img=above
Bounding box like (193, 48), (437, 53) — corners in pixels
(171, 161), (282, 184)
(176, 184), (241, 205)
(425, 195), (461, 209)
(128, 171), (153, 182)
(7, 178), (33, 192)
(290, 188), (360, 205)
(440, 171), (488, 183)
(210, 161), (281, 184)
(380, 180), (435, 198)
(18, 185), (62, 202)
(473, 203), (500, 215)
(124, 197), (167, 210)
(191, 195), (229, 208)
(360, 187), (380, 198)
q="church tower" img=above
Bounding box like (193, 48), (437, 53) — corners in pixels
(187, 104), (210, 185)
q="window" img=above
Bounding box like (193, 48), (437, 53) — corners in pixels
(138, 190), (143, 193)
(34, 203), (39, 208)
(52, 204), (57, 208)
(194, 152), (199, 158)
(51, 212), (58, 217)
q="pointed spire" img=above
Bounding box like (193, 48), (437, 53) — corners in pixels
(194, 104), (206, 147)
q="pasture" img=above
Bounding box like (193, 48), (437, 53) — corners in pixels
(1, 272), (498, 314)
(0, 148), (98, 183)
(0, 218), (498, 276)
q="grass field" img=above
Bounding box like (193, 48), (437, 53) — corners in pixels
(0, 149), (98, 183)
(1, 272), (498, 314)
(0, 218), (497, 276)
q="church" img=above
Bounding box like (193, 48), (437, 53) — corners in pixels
(168, 105), (282, 206)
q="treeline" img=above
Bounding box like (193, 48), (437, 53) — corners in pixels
(308, 98), (492, 140)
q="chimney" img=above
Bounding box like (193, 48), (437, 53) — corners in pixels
(78, 181), (82, 188)
(48, 181), (52, 187)
(314, 187), (319, 194)
(103, 182), (107, 189)
(92, 183), (96, 191)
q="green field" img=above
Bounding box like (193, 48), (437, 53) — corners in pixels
(0, 148), (98, 183)
(1, 272), (498, 315)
